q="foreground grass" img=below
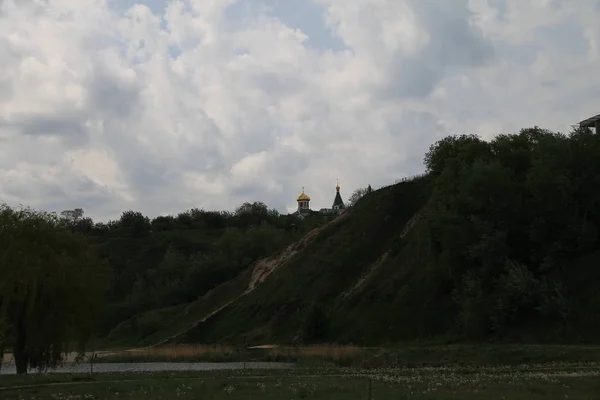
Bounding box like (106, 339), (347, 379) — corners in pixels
(2, 363), (600, 399)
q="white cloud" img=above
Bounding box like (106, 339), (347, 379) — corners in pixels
(0, 0), (599, 221)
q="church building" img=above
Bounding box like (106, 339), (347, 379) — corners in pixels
(296, 187), (311, 216)
(331, 180), (345, 212)
(292, 181), (345, 217)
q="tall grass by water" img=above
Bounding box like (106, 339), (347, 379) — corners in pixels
(95, 344), (364, 365)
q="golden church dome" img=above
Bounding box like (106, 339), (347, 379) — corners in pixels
(297, 187), (311, 202)
(297, 193), (311, 202)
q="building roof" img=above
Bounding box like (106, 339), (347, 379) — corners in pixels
(332, 185), (345, 208)
(297, 193), (310, 201)
(579, 113), (600, 128)
(297, 188), (311, 202)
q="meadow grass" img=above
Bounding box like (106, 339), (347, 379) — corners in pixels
(5, 345), (600, 399)
(2, 363), (600, 399)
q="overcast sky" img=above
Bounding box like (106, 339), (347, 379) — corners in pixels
(1, 0), (599, 221)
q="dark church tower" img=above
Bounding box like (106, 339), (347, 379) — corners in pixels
(332, 179), (345, 211)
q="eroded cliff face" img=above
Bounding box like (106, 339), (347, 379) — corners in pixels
(247, 212), (349, 293)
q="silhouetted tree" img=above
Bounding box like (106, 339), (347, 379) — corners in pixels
(0, 204), (111, 374)
(119, 210), (151, 237)
(347, 187), (369, 207)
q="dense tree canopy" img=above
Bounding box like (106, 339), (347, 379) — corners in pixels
(0, 205), (111, 374)
(424, 126), (600, 339)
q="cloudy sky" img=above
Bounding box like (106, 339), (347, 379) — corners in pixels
(1, 0), (599, 221)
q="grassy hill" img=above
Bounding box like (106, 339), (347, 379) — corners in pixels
(99, 126), (600, 348)
(171, 127), (600, 346)
(176, 176), (442, 345)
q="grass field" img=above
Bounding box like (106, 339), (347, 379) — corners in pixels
(2, 363), (600, 399)
(4, 345), (600, 399)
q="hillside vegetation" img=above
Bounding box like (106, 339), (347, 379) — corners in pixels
(181, 126), (600, 346)
(94, 205), (338, 346)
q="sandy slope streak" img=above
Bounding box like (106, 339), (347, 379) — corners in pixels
(338, 211), (420, 300)
(143, 212), (350, 349)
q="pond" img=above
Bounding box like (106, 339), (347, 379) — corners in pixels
(0, 361), (295, 375)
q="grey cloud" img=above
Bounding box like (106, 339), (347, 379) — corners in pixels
(99, 122), (181, 200)
(380, 60), (438, 99)
(1, 173), (117, 216)
(181, 144), (227, 173)
(541, 80), (558, 88)
(0, 113), (89, 146)
(535, 17), (590, 56)
(415, 1), (493, 66)
(379, 0), (494, 100)
(44, 196), (122, 221)
(179, 118), (229, 173)
(0, 0), (45, 16)
(108, 0), (167, 14)
(127, 158), (180, 190)
(267, 147), (310, 176)
(385, 109), (447, 160)
(487, 0), (509, 21)
(2, 0), (599, 221)
(230, 182), (296, 213)
(85, 67), (141, 119)
(253, 70), (304, 99)
(227, 146), (311, 208)
(0, 78), (12, 102)
(225, 0), (347, 52)
(230, 183), (270, 203)
(493, 41), (538, 66)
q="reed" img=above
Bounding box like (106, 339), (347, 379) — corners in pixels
(95, 344), (365, 365)
(264, 344), (363, 363)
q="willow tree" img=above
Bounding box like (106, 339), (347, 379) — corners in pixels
(0, 204), (111, 374)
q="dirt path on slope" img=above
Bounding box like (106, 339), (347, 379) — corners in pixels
(107, 212), (350, 354)
(246, 213), (347, 292)
(339, 211), (421, 300)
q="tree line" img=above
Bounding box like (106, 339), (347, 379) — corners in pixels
(0, 201), (335, 374)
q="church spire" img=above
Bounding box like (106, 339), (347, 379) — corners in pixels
(332, 179), (345, 210)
